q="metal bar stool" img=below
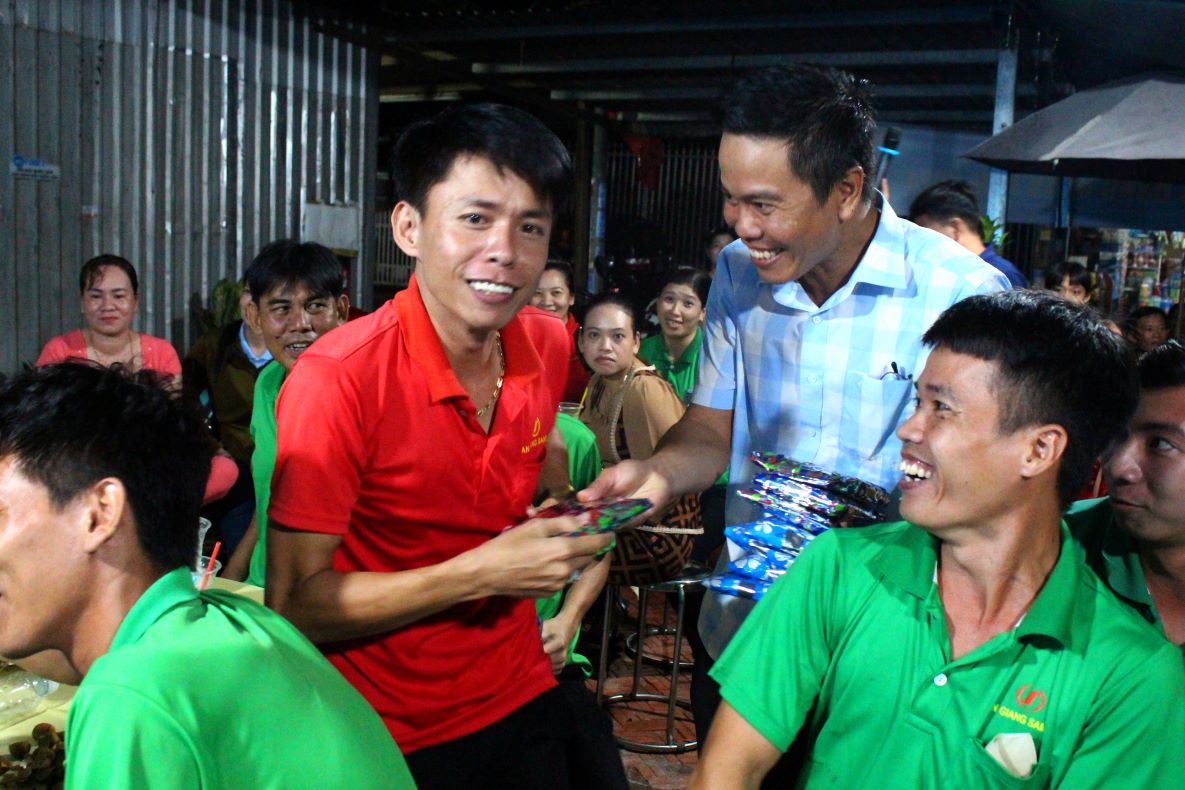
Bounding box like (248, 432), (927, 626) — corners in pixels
(595, 567), (710, 754)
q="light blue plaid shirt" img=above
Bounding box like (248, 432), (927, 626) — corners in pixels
(695, 197), (1010, 658)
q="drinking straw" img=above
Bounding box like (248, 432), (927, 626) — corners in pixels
(199, 541), (222, 591)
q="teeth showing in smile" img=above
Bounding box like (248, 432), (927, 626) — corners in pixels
(469, 280), (513, 295)
(747, 248), (780, 262)
(898, 460), (933, 480)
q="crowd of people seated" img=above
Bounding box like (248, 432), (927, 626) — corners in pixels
(2, 61), (1183, 790)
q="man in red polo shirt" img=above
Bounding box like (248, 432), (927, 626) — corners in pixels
(266, 103), (619, 789)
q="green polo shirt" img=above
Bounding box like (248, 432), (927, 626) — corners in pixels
(66, 567), (414, 789)
(536, 412), (602, 676)
(639, 327), (702, 404)
(1067, 496), (1185, 660)
(246, 360), (284, 588)
(713, 520), (1185, 788)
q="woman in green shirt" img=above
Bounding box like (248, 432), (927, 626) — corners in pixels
(639, 267), (711, 404)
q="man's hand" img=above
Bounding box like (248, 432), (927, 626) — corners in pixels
(540, 616), (576, 674)
(466, 516), (614, 599)
(577, 459), (674, 522)
(268, 515), (612, 645)
(578, 405), (732, 519)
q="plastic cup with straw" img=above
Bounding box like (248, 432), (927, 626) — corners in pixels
(197, 541), (222, 591)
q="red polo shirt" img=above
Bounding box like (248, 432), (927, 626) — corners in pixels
(269, 275), (562, 752)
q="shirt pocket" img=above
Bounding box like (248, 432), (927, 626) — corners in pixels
(963, 737), (1052, 789)
(840, 371), (913, 461)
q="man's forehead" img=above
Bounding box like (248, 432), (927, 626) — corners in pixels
(431, 154), (551, 213)
(918, 348), (999, 392)
(263, 282), (324, 303)
(1136, 386), (1185, 427)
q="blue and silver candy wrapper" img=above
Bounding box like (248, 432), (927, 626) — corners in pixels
(707, 573), (773, 601)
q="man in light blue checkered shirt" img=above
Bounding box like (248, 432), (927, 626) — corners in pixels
(581, 64), (1009, 754)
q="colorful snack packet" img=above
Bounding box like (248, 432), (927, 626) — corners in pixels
(725, 521), (816, 555)
(749, 452), (891, 515)
(529, 497), (652, 535)
(707, 573), (773, 601)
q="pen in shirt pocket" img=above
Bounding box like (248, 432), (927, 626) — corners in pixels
(878, 362), (913, 381)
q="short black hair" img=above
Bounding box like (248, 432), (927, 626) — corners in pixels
(79, 254), (139, 296)
(1128, 305), (1168, 326)
(543, 260), (575, 292)
(1044, 260), (1093, 293)
(1125, 305), (1168, 345)
(908, 180), (983, 234)
(245, 240), (345, 303)
(1140, 339), (1185, 390)
(583, 293), (639, 335)
(923, 290), (1137, 510)
(392, 102), (573, 214)
(658, 266), (712, 308)
(0, 364), (214, 570)
(721, 65), (876, 204)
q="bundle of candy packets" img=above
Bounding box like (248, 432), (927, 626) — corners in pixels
(707, 453), (890, 601)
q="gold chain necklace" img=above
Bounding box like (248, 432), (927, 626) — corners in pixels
(475, 332), (505, 418)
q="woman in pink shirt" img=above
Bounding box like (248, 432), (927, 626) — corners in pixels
(36, 255), (182, 376)
(37, 255), (235, 503)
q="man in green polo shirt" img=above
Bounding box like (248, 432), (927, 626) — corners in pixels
(1067, 339), (1185, 658)
(692, 290), (1185, 788)
(0, 363), (412, 789)
(219, 239), (350, 587)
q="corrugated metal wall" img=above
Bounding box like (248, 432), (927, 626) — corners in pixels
(0, 0), (378, 373)
(606, 140), (723, 267)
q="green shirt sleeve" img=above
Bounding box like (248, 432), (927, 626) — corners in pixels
(710, 530), (844, 751)
(66, 684), (202, 790)
(1054, 641), (1185, 789)
(246, 362), (283, 588)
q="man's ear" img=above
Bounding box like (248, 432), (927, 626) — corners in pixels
(391, 202), (421, 258)
(834, 165), (867, 223)
(79, 477), (129, 554)
(334, 294), (350, 324)
(1021, 425), (1068, 481)
(243, 298), (262, 336)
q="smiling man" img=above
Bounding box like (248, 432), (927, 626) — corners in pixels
(218, 239), (350, 585)
(263, 103), (618, 789)
(1068, 339), (1185, 657)
(0, 364), (413, 789)
(581, 64), (1009, 745)
(691, 290), (1185, 789)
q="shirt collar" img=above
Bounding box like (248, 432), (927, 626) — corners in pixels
(875, 521), (1086, 648)
(239, 322), (273, 368)
(769, 193), (910, 311)
(395, 274), (544, 405)
(1013, 523), (1086, 648)
(1093, 504), (1161, 626)
(669, 326), (703, 369)
(107, 567), (199, 653)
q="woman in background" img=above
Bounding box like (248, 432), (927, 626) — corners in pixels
(531, 259), (589, 403)
(37, 254), (235, 505)
(639, 267), (711, 405)
(579, 294), (700, 584)
(37, 254), (182, 377)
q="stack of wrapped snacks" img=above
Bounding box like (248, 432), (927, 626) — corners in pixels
(707, 453), (890, 600)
